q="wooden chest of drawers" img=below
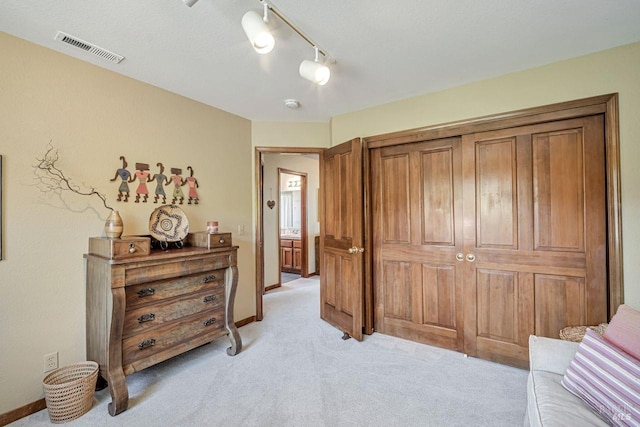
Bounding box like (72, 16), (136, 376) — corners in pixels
(85, 236), (241, 416)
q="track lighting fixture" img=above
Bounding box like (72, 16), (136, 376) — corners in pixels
(182, 0), (198, 7)
(299, 47), (330, 85)
(241, 3), (275, 54)
(241, 1), (334, 85)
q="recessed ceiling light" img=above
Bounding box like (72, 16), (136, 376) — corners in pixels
(284, 99), (300, 109)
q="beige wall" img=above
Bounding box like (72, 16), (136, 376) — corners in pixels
(263, 154), (320, 287)
(0, 33), (254, 413)
(331, 41), (640, 310)
(251, 122), (330, 149)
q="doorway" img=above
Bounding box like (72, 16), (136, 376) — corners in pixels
(255, 147), (323, 321)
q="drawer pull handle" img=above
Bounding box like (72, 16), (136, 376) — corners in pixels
(137, 288), (155, 298)
(128, 243), (136, 254)
(203, 295), (216, 303)
(138, 338), (156, 350)
(219, 238), (225, 244)
(138, 313), (155, 323)
(204, 317), (217, 327)
(203, 275), (216, 283)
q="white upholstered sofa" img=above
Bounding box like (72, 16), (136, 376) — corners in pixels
(525, 335), (609, 426)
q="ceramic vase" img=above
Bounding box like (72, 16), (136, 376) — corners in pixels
(104, 210), (124, 239)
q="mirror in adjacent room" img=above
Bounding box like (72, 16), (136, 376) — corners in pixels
(278, 170), (306, 279)
(279, 171), (302, 237)
(280, 190), (301, 235)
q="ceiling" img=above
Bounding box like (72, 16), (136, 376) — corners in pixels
(2, 1), (640, 122)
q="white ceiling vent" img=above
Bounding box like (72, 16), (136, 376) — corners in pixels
(54, 31), (124, 64)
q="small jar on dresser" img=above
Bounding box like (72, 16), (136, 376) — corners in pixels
(85, 232), (241, 416)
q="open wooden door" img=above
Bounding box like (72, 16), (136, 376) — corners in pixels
(319, 138), (365, 340)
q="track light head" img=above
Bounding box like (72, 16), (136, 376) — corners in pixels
(299, 47), (330, 85)
(241, 10), (275, 54)
(299, 60), (330, 85)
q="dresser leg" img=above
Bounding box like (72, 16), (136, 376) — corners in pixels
(107, 286), (129, 416)
(95, 373), (108, 391)
(106, 365), (129, 415)
(108, 384), (129, 417)
(225, 265), (242, 356)
(226, 327), (242, 356)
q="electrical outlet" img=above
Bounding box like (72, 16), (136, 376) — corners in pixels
(44, 352), (58, 372)
(238, 224), (245, 235)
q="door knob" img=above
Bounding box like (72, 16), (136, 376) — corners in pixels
(466, 254), (476, 262)
(456, 253), (464, 262)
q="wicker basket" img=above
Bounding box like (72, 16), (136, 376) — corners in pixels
(559, 323), (608, 342)
(42, 361), (99, 423)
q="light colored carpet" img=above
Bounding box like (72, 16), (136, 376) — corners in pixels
(281, 272), (301, 284)
(12, 277), (528, 426)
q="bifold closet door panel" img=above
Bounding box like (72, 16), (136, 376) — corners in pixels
(372, 137), (464, 351)
(460, 131), (535, 367)
(462, 115), (607, 368)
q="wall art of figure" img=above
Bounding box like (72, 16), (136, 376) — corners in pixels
(149, 162), (169, 204)
(167, 167), (185, 204)
(185, 166), (200, 205)
(129, 162), (151, 203)
(110, 156), (131, 202)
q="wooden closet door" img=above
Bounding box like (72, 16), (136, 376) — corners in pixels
(462, 115), (607, 368)
(372, 137), (464, 351)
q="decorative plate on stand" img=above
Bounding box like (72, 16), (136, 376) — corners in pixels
(149, 205), (189, 248)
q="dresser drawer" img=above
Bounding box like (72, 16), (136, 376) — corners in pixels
(187, 232), (232, 249)
(123, 287), (225, 337)
(125, 254), (232, 285)
(89, 236), (151, 259)
(126, 270), (225, 308)
(122, 308), (225, 366)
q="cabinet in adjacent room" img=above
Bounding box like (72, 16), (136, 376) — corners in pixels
(280, 238), (301, 273)
(293, 239), (302, 271)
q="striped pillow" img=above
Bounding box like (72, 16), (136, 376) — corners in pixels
(561, 329), (640, 426)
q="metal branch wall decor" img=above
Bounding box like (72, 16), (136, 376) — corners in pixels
(35, 144), (113, 211)
(111, 156), (200, 205)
